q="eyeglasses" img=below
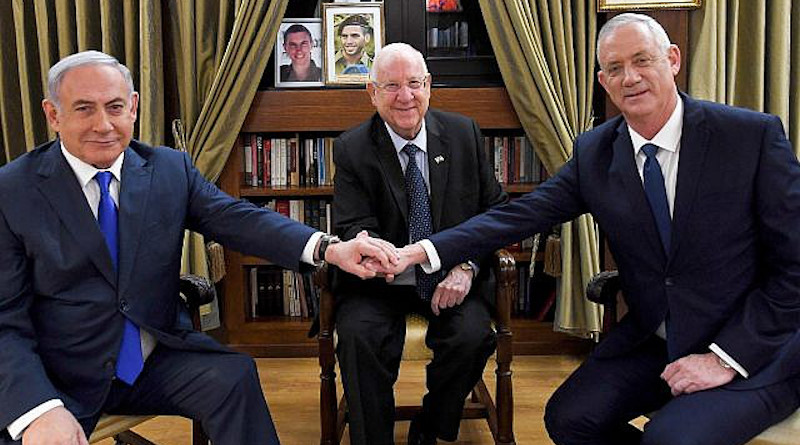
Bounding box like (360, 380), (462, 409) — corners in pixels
(372, 77), (428, 93)
(602, 54), (666, 78)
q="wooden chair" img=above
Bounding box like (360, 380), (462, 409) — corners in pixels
(316, 250), (517, 445)
(586, 271), (800, 445)
(87, 274), (214, 445)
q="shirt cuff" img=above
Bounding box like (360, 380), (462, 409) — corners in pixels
(467, 260), (479, 279)
(301, 232), (325, 265)
(709, 343), (749, 378)
(8, 399), (64, 440)
(417, 240), (440, 273)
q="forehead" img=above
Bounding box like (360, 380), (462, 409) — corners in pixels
(59, 65), (129, 103)
(375, 56), (424, 81)
(598, 23), (659, 63)
(341, 25), (364, 36)
(286, 31), (310, 42)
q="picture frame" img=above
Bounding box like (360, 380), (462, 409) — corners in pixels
(322, 2), (384, 85)
(598, 0), (702, 11)
(274, 18), (324, 88)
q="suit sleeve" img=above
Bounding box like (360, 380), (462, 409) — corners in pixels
(331, 136), (383, 241)
(180, 153), (317, 271)
(430, 139), (590, 271)
(0, 201), (60, 430)
(712, 115), (800, 374)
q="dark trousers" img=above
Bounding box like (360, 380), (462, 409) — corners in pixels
(335, 286), (496, 445)
(545, 336), (800, 445)
(98, 345), (279, 445)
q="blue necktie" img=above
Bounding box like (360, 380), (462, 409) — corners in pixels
(403, 144), (439, 301)
(641, 144), (671, 252)
(96, 171), (143, 385)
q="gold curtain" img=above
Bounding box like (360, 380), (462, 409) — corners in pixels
(689, 0), (800, 151)
(181, 0), (288, 275)
(479, 0), (602, 337)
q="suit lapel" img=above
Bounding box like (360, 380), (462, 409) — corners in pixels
(670, 95), (710, 261)
(117, 146), (154, 298)
(609, 120), (667, 259)
(426, 113), (450, 231)
(371, 115), (409, 222)
(35, 141), (117, 287)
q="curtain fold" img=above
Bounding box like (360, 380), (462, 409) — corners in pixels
(689, 0), (799, 151)
(479, 0), (602, 338)
(180, 0), (288, 276)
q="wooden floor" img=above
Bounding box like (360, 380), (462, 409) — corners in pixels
(96, 355), (584, 445)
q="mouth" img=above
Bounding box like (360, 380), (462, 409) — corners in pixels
(88, 140), (119, 148)
(624, 89), (649, 99)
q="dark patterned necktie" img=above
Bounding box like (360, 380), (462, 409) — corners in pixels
(641, 144), (671, 252)
(402, 144), (439, 300)
(96, 171), (143, 385)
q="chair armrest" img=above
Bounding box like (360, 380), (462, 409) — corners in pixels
(179, 274), (216, 312)
(586, 270), (620, 305)
(493, 249), (516, 329)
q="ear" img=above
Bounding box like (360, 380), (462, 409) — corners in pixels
(667, 44), (681, 77)
(42, 99), (61, 133)
(597, 70), (608, 93)
(129, 92), (139, 122)
(366, 82), (378, 106)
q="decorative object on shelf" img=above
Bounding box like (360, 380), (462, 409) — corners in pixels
(275, 18), (324, 88)
(426, 0), (462, 12)
(322, 2), (384, 85)
(598, 0), (702, 11)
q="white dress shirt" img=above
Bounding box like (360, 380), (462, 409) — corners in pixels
(9, 144), (324, 439)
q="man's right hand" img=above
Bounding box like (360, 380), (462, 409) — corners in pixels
(22, 406), (88, 445)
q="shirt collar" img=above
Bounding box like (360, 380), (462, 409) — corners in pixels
(628, 94), (684, 155)
(60, 141), (125, 188)
(384, 119), (427, 155)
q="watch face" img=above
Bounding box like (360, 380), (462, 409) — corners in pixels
(460, 263), (472, 271)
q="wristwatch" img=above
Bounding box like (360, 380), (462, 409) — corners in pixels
(459, 262), (475, 278)
(717, 356), (733, 370)
(317, 235), (341, 265)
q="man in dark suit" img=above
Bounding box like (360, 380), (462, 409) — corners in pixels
(393, 13), (800, 445)
(332, 42), (507, 444)
(0, 50), (397, 445)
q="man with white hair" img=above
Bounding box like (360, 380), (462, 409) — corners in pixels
(0, 50), (398, 445)
(392, 13), (800, 445)
(331, 42), (508, 444)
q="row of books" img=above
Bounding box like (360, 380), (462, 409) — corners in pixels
(248, 267), (318, 319)
(241, 134), (335, 188)
(484, 135), (547, 185)
(514, 261), (557, 320)
(427, 21), (470, 49)
(261, 198), (332, 233)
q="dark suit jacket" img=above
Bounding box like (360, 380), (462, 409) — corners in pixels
(332, 108), (508, 299)
(429, 93), (800, 389)
(0, 140), (317, 430)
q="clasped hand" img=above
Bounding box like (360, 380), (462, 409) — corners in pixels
(347, 232), (471, 315)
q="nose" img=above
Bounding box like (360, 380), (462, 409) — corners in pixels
(396, 85), (415, 101)
(93, 110), (114, 133)
(621, 64), (642, 86)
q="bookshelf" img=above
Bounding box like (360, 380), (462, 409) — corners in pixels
(216, 87), (590, 357)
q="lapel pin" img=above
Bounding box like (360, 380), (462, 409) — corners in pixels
(434, 155), (445, 164)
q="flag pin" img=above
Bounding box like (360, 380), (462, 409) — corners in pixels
(434, 155), (445, 164)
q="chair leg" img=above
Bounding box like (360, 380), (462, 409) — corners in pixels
(319, 336), (339, 444)
(494, 326), (515, 445)
(192, 420), (210, 445)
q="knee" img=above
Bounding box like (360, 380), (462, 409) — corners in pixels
(206, 353), (259, 396)
(446, 321), (495, 359)
(544, 386), (596, 444)
(641, 417), (700, 445)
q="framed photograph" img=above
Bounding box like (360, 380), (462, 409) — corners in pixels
(598, 0), (702, 11)
(274, 18), (324, 88)
(322, 3), (384, 85)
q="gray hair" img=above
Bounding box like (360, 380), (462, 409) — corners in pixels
(47, 50), (135, 108)
(597, 13), (671, 62)
(370, 42), (428, 82)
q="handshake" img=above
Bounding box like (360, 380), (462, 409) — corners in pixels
(324, 231), (475, 315)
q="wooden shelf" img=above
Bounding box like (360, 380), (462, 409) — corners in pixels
(504, 183), (536, 194)
(240, 186), (333, 197)
(241, 87), (520, 133)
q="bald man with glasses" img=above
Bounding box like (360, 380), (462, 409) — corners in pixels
(330, 42), (508, 445)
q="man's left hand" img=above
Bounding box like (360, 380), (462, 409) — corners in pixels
(661, 352), (737, 396)
(326, 233), (399, 279)
(430, 265), (473, 316)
